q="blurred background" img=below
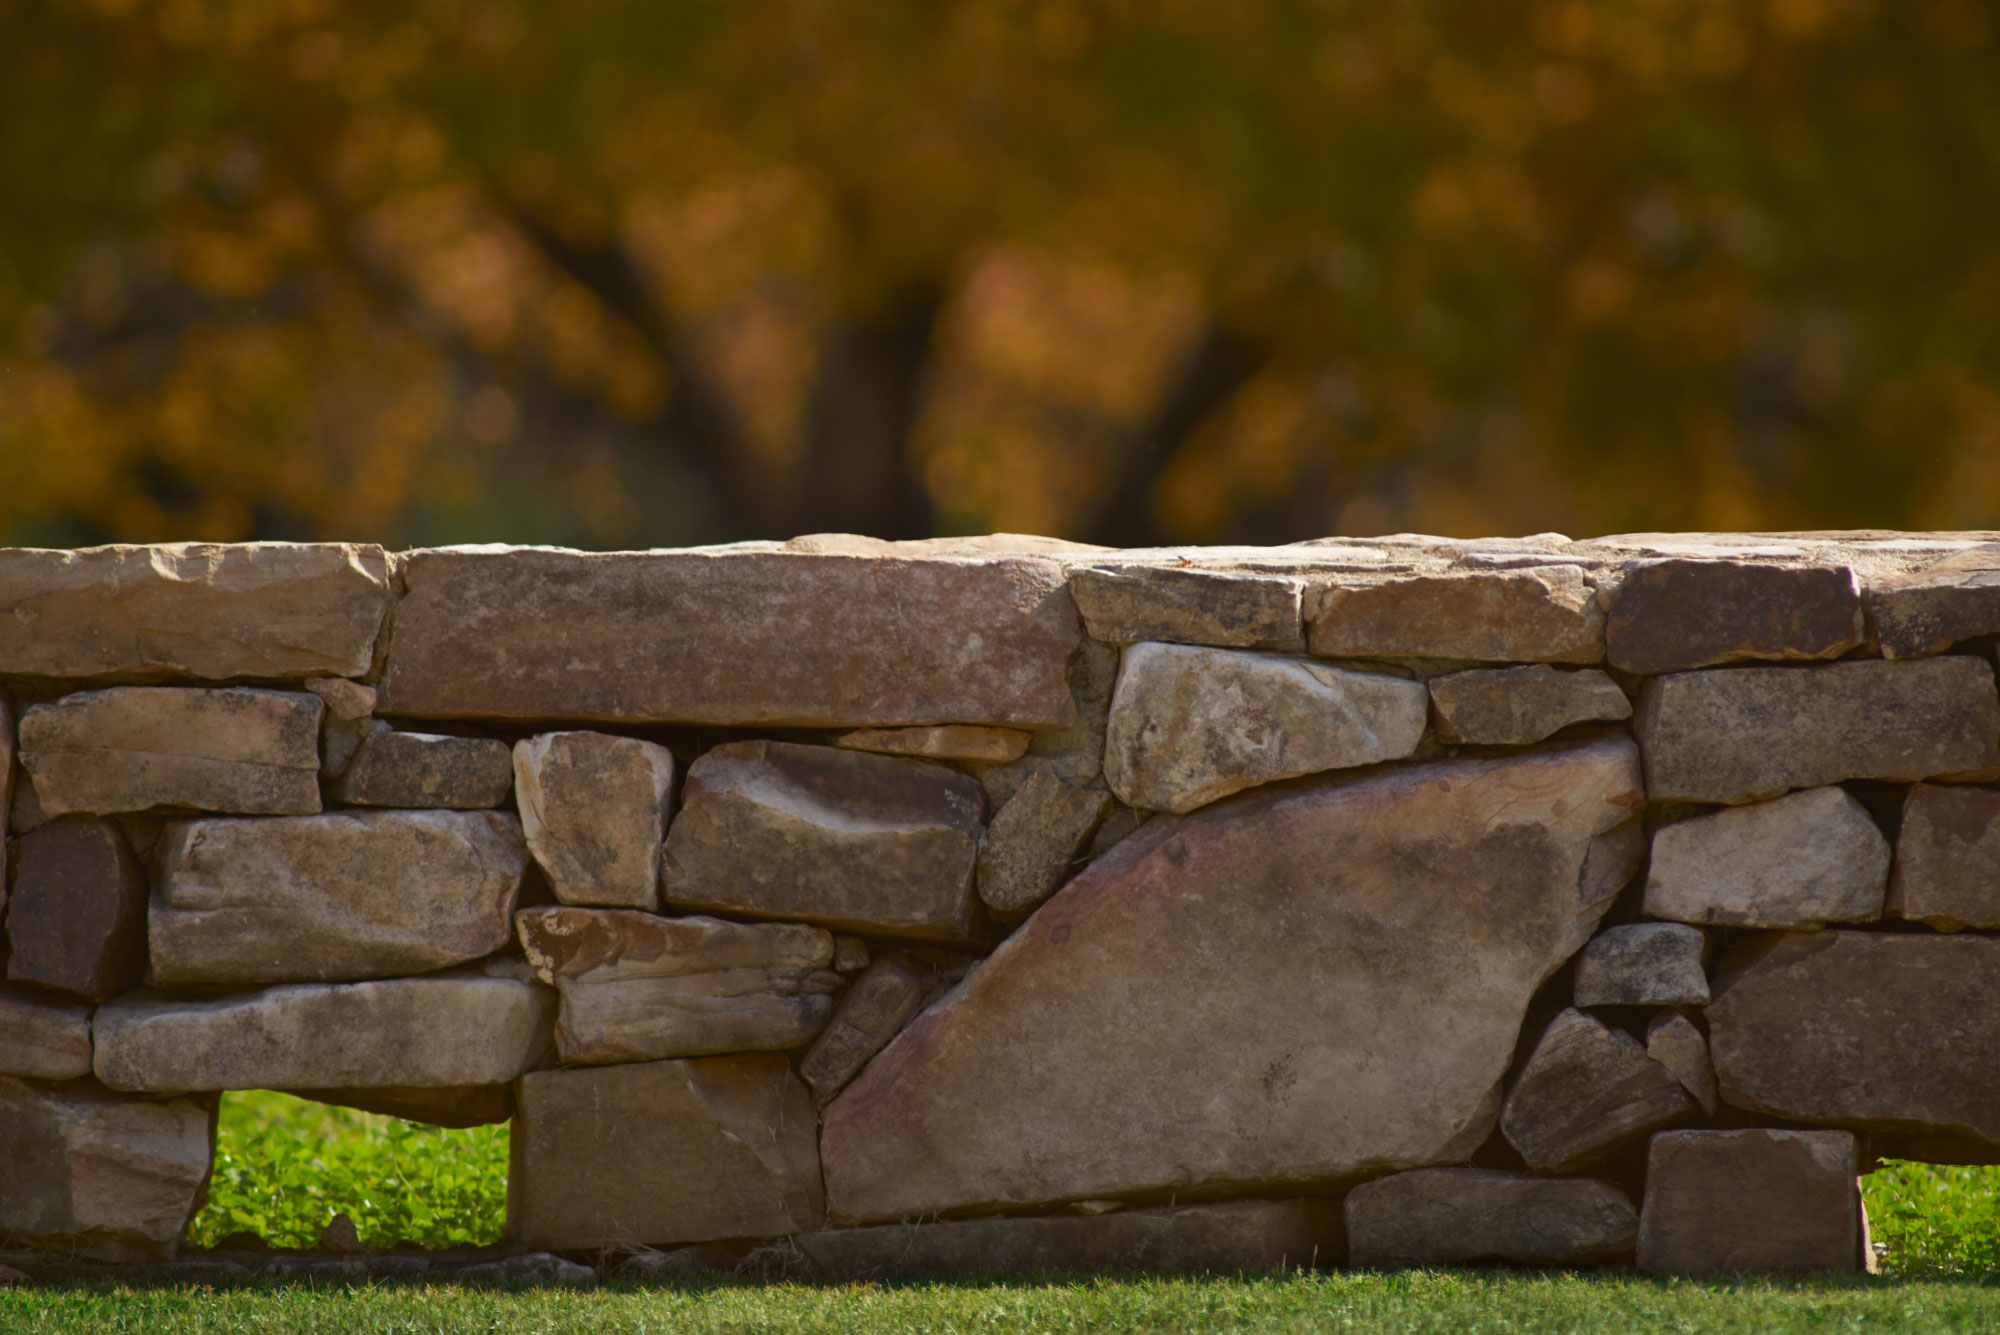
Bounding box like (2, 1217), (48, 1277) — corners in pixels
(1, 0), (1996, 549)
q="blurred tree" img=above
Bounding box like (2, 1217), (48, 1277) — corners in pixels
(1, 0), (1997, 548)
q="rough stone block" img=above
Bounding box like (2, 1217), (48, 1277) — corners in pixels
(510, 1055), (824, 1249)
(1345, 1168), (1637, 1268)
(1306, 566), (1605, 663)
(286, 1084), (514, 1129)
(663, 740), (986, 942)
(1429, 665), (1630, 746)
(965, 636), (1119, 809)
(515, 907), (838, 1064)
(1643, 787), (1889, 928)
(1573, 923), (1709, 1008)
(1637, 1130), (1861, 1275)
(1889, 784), (2000, 930)
(1103, 643), (1427, 814)
(832, 725), (1030, 762)
(820, 738), (1644, 1224)
(1605, 560), (1863, 675)
(1868, 544), (2000, 659)
(0, 987), (93, 1080)
(0, 543), (390, 681)
(93, 973), (553, 1092)
(799, 954), (930, 1104)
(378, 548), (1081, 726)
(1635, 658), (2000, 804)
(976, 768), (1115, 919)
(20, 687), (322, 817)
(799, 1200), (1339, 1279)
(1070, 566), (1305, 650)
(514, 732), (675, 910)
(0, 1077), (214, 1262)
(1707, 931), (2000, 1151)
(303, 676), (376, 721)
(149, 810), (527, 986)
(332, 731), (513, 809)
(1646, 1011), (1719, 1116)
(5, 816), (146, 1001)
(1501, 1008), (1695, 1174)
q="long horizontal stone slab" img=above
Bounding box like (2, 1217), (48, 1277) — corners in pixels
(0, 543), (391, 680)
(92, 974), (553, 1092)
(377, 548), (1081, 726)
(1345, 1169), (1636, 1268)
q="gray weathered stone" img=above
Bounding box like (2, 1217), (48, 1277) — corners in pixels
(799, 954), (930, 1105)
(510, 1055), (824, 1249)
(1707, 931), (2000, 1150)
(332, 730), (513, 809)
(378, 547), (1081, 726)
(1642, 787), (1890, 928)
(0, 1078), (214, 1262)
(1868, 544), (2000, 659)
(799, 1200), (1339, 1280)
(21, 687), (322, 816)
(304, 676), (376, 721)
(1428, 665), (1631, 746)
(93, 973), (552, 1092)
(1306, 566), (1605, 663)
(1646, 1012), (1719, 1116)
(1573, 923), (1709, 1008)
(1889, 784), (2000, 930)
(0, 543), (390, 681)
(453, 1252), (597, 1288)
(0, 690), (13, 842)
(965, 636), (1120, 808)
(0, 988), (93, 1081)
(287, 1084), (514, 1129)
(1606, 560), (1864, 675)
(1501, 1009), (1696, 1174)
(1345, 1168), (1637, 1268)
(833, 726), (1031, 763)
(515, 907), (838, 1064)
(1103, 643), (1428, 814)
(1635, 658), (2000, 804)
(149, 810), (527, 986)
(1637, 1130), (1861, 1275)
(5, 816), (146, 1001)
(819, 737), (1644, 1224)
(1069, 566), (1305, 651)
(663, 741), (986, 943)
(514, 732), (675, 910)
(977, 768), (1115, 918)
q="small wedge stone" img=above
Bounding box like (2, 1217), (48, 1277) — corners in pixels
(1345, 1168), (1637, 1268)
(1573, 923), (1709, 1008)
(5, 816), (146, 1001)
(1637, 1130), (1861, 1275)
(1428, 665), (1630, 746)
(0, 988), (93, 1081)
(1646, 1012), (1719, 1116)
(304, 677), (376, 721)
(333, 731), (514, 809)
(1501, 1008), (1696, 1173)
(1888, 784), (2000, 930)
(833, 726), (1031, 763)
(977, 769), (1115, 918)
(799, 954), (930, 1104)
(1643, 787), (1889, 928)
(1069, 566), (1305, 650)
(514, 732), (676, 909)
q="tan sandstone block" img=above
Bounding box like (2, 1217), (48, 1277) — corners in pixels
(1642, 787), (1890, 928)
(1428, 665), (1630, 746)
(976, 768), (1115, 918)
(1306, 566), (1606, 663)
(1867, 544), (2000, 659)
(1345, 1168), (1637, 1268)
(514, 732), (675, 910)
(1637, 1130), (1861, 1275)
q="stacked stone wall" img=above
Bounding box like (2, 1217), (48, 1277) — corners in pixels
(3, 532), (1999, 1278)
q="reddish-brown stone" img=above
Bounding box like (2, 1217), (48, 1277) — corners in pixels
(1637, 1130), (1861, 1275)
(1605, 560), (1863, 675)
(5, 816), (146, 1001)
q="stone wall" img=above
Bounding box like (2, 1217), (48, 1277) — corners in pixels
(3, 532), (1999, 1278)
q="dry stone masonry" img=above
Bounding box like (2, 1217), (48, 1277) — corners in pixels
(3, 531), (1999, 1279)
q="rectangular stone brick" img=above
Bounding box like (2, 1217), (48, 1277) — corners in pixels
(1637, 1130), (1861, 1275)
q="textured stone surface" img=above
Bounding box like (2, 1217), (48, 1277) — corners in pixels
(333, 731), (514, 809)
(832, 936), (872, 972)
(5, 816), (146, 1001)
(0, 691), (13, 846)
(663, 741), (986, 942)
(514, 732), (676, 910)
(800, 954), (930, 1105)
(510, 1055), (824, 1249)
(1103, 643), (1427, 814)
(1306, 566), (1605, 663)
(516, 907), (838, 1064)
(1605, 560), (1863, 675)
(1868, 544), (2000, 659)
(1501, 1009), (1696, 1174)
(800, 1200), (1339, 1280)
(1637, 1130), (1861, 1275)
(94, 974), (553, 1091)
(976, 768), (1115, 918)
(1070, 566), (1304, 650)
(320, 715), (383, 780)
(820, 738), (1644, 1224)
(1635, 658), (2000, 804)
(0, 988), (93, 1080)
(0, 1078), (214, 1262)
(833, 725), (1030, 762)
(379, 548), (1081, 726)
(1345, 1169), (1637, 1268)
(1646, 1012), (1719, 1116)
(1889, 784), (2000, 929)
(1643, 787), (1890, 928)
(1428, 665), (1630, 746)
(21, 687), (322, 817)
(966, 636), (1120, 809)
(304, 676), (376, 721)
(286, 1084), (514, 1129)
(149, 810), (527, 986)
(0, 543), (390, 681)
(1573, 923), (1710, 1008)
(1707, 931), (2000, 1149)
